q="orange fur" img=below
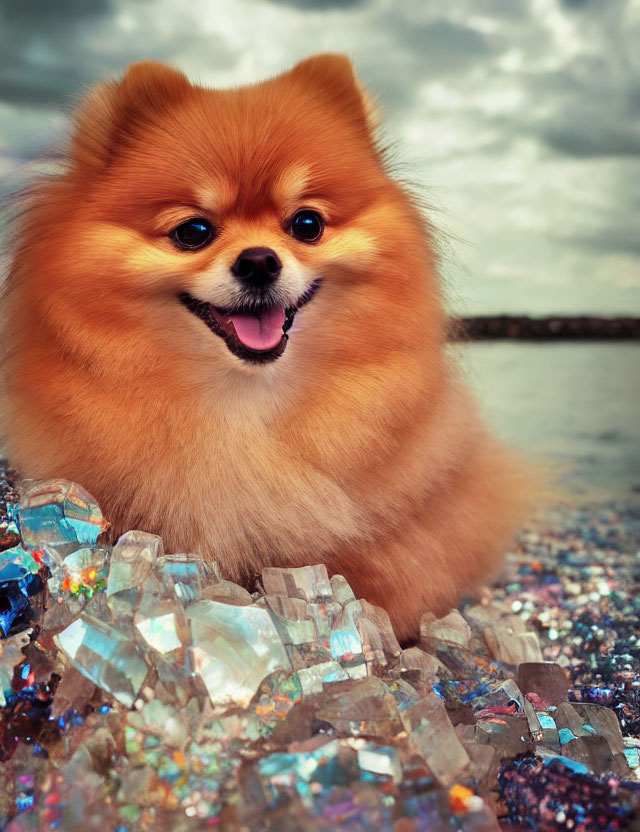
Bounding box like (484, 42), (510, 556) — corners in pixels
(0, 55), (539, 640)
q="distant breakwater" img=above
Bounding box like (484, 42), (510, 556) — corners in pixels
(450, 315), (640, 341)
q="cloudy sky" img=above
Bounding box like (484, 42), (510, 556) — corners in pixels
(1, 0), (639, 315)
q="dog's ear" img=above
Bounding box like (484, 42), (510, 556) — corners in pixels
(290, 54), (383, 137)
(70, 61), (192, 171)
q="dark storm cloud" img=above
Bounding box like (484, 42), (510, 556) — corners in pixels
(0, 66), (96, 107)
(266, 0), (367, 7)
(0, 0), (113, 24)
(0, 0), (117, 105)
(559, 188), (640, 258)
(354, 14), (493, 127)
(0, 0), (237, 163)
(562, 227), (640, 257)
(543, 121), (640, 158)
(560, 0), (596, 8)
(403, 19), (490, 73)
(525, 53), (640, 159)
(1, 0), (639, 313)
(0, 0), (234, 107)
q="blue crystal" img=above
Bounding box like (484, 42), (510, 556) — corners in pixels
(558, 727), (577, 744)
(624, 747), (639, 768)
(17, 480), (104, 554)
(0, 550), (45, 638)
(542, 754), (590, 774)
(16, 793), (35, 811)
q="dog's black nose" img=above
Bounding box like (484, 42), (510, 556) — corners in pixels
(231, 247), (282, 285)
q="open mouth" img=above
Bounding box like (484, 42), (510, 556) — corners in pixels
(178, 279), (322, 364)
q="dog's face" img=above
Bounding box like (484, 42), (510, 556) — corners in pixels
(15, 56), (437, 387)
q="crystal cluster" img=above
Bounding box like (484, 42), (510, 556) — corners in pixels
(0, 467), (639, 831)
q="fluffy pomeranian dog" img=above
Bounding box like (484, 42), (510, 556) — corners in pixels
(0, 55), (536, 640)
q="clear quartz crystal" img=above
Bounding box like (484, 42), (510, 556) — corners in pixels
(187, 599), (291, 711)
(263, 594), (318, 645)
(261, 564), (333, 602)
(106, 530), (163, 596)
(330, 573), (356, 604)
(54, 613), (149, 707)
(315, 677), (403, 736)
(10, 474), (626, 829)
(157, 553), (219, 602)
(356, 742), (403, 783)
(296, 660), (349, 695)
(134, 598), (190, 655)
(400, 691), (471, 785)
(420, 609), (472, 651)
(516, 661), (569, 706)
(572, 703), (626, 754)
(201, 580), (253, 605)
(482, 617), (543, 665)
(359, 600), (402, 659)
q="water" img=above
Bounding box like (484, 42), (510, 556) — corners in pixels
(0, 339), (636, 502)
(453, 342), (640, 501)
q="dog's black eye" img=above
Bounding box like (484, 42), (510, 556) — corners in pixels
(290, 209), (324, 243)
(170, 218), (216, 250)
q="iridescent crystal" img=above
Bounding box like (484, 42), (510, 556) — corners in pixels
(43, 546), (110, 632)
(127, 698), (189, 749)
(401, 692), (471, 785)
(3, 470), (638, 829)
(537, 712), (560, 747)
(420, 608), (472, 652)
(483, 619), (543, 665)
(516, 661), (569, 707)
(572, 703), (625, 754)
(360, 600), (401, 659)
(106, 530), (163, 596)
(315, 677), (403, 737)
(472, 679), (524, 714)
(330, 573), (356, 604)
(54, 613), (149, 707)
(134, 598), (190, 655)
(0, 546), (47, 637)
(356, 741), (403, 783)
(296, 660), (349, 695)
(258, 737), (344, 798)
(304, 599), (342, 643)
(156, 553), (219, 602)
(17, 479), (105, 554)
(188, 600), (290, 711)
(330, 599), (364, 669)
(201, 580), (253, 605)
(474, 713), (533, 756)
(263, 594), (317, 645)
(0, 630), (29, 705)
(261, 564), (332, 602)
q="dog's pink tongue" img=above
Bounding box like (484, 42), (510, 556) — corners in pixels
(229, 307), (286, 350)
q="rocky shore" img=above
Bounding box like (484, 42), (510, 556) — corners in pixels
(451, 316), (640, 341)
(1, 465), (639, 831)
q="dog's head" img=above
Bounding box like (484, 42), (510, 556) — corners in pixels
(10, 56), (441, 387)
